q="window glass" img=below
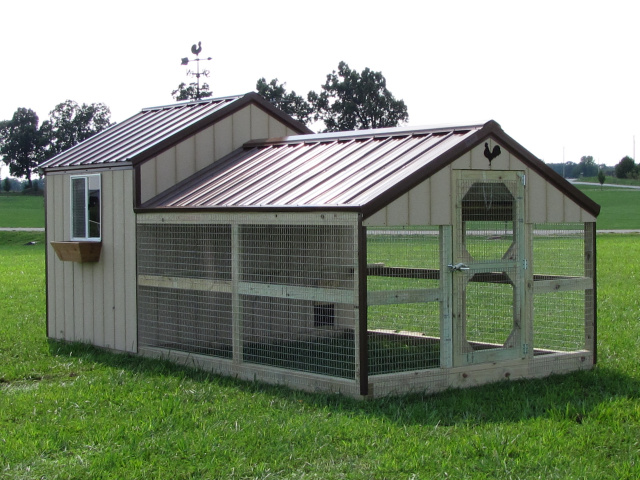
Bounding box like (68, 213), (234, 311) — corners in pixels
(70, 174), (101, 240)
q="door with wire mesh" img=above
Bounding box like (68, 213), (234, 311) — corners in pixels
(451, 170), (526, 366)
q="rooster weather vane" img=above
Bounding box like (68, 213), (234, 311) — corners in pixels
(484, 142), (502, 165)
(180, 41), (212, 100)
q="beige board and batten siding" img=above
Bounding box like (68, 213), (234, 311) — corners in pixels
(46, 169), (137, 353)
(139, 105), (299, 204)
(363, 142), (597, 227)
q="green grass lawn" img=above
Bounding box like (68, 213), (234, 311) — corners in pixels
(1, 231), (639, 479)
(574, 185), (640, 230)
(0, 194), (45, 228)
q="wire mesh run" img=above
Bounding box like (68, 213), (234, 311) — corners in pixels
(366, 227), (441, 374)
(239, 223), (357, 378)
(532, 223), (590, 353)
(463, 269), (517, 350)
(137, 215), (360, 380)
(241, 296), (355, 378)
(138, 286), (233, 357)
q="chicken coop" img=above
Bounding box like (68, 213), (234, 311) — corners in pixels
(42, 95), (599, 398)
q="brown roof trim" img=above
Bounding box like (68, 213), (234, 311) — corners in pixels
(129, 93), (312, 167)
(361, 120), (600, 219)
(134, 205), (363, 215)
(243, 121), (486, 148)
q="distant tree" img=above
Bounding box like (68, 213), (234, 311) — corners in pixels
(597, 169), (606, 188)
(308, 61), (409, 132)
(172, 81), (213, 101)
(614, 156), (637, 179)
(2, 176), (10, 192)
(579, 155), (598, 177)
(0, 108), (46, 188)
(42, 100), (112, 159)
(1, 101), (112, 185)
(256, 78), (314, 126)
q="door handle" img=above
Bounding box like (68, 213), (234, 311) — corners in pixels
(448, 263), (470, 272)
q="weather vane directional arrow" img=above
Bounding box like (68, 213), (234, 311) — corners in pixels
(180, 41), (212, 100)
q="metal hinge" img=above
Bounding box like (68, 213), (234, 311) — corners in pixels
(523, 343), (529, 355)
(522, 259), (528, 270)
(521, 174), (526, 186)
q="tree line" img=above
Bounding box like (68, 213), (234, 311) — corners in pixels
(2, 61), (408, 186)
(546, 155), (638, 181)
(0, 101), (112, 188)
(175, 61), (409, 133)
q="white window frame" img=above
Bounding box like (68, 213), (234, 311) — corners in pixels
(70, 173), (101, 241)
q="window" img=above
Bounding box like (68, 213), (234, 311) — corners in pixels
(70, 174), (101, 240)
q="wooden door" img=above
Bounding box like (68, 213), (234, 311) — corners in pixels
(451, 170), (526, 366)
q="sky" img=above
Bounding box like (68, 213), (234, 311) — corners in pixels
(1, 0), (639, 179)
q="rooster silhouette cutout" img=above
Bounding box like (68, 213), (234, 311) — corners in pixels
(191, 41), (202, 56)
(484, 142), (502, 164)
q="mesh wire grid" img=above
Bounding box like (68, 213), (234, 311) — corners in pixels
(366, 228), (441, 374)
(532, 223), (590, 352)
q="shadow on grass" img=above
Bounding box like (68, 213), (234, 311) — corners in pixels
(49, 339), (639, 428)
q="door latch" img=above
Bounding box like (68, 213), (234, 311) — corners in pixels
(448, 263), (470, 272)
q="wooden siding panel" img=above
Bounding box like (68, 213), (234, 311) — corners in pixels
(563, 194), (582, 223)
(267, 116), (288, 138)
(123, 170), (138, 352)
(82, 263), (94, 343)
(176, 135), (196, 183)
(50, 175), (65, 339)
(101, 171), (115, 349)
(139, 160), (157, 205)
(214, 116), (233, 161)
(155, 147), (176, 194)
(195, 126), (215, 172)
(92, 246), (105, 347)
(232, 107), (251, 150)
(546, 183), (565, 222)
(363, 207), (387, 226)
(112, 170), (127, 351)
(45, 180), (56, 338)
(61, 175), (74, 340)
(386, 193), (409, 226)
(526, 168), (546, 223)
(250, 105), (269, 139)
(430, 166), (452, 225)
(408, 179), (430, 225)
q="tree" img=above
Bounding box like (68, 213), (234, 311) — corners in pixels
(256, 78), (314, 125)
(614, 156), (637, 179)
(0, 108), (45, 187)
(42, 100), (112, 159)
(597, 169), (605, 189)
(579, 155), (598, 177)
(172, 81), (213, 101)
(2, 176), (11, 192)
(308, 61), (408, 132)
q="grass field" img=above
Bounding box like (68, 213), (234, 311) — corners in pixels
(1, 230), (639, 479)
(1, 185), (638, 230)
(574, 185), (640, 230)
(0, 194), (45, 228)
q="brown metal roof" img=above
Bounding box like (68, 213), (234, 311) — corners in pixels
(143, 123), (482, 211)
(40, 93), (312, 171)
(142, 120), (601, 218)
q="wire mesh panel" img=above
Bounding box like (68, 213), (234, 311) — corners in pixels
(463, 269), (517, 350)
(241, 296), (355, 378)
(239, 222), (357, 378)
(138, 224), (231, 280)
(137, 213), (360, 385)
(532, 223), (590, 353)
(452, 172), (525, 366)
(138, 286), (233, 357)
(137, 223), (233, 357)
(366, 228), (441, 374)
